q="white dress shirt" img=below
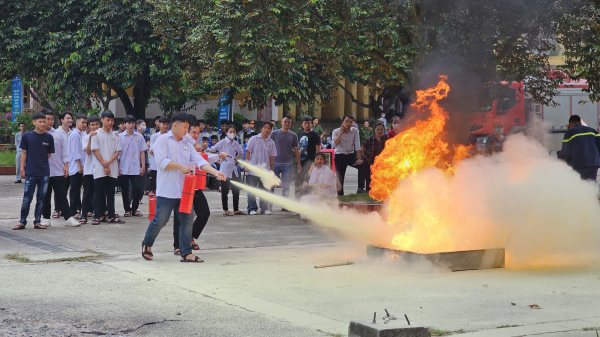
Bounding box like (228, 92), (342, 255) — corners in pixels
(212, 138), (242, 178)
(82, 133), (95, 176)
(331, 127), (361, 154)
(154, 131), (209, 199)
(90, 128), (122, 179)
(68, 129), (85, 176)
(245, 135), (277, 176)
(48, 128), (68, 177)
(308, 165), (337, 196)
(149, 131), (167, 171)
(118, 131), (148, 176)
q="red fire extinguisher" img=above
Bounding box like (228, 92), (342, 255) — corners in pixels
(148, 194), (156, 221)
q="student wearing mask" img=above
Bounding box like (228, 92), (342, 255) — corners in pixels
(148, 116), (171, 193)
(80, 116), (100, 225)
(136, 119), (151, 200)
(67, 114), (88, 218)
(210, 126), (244, 216)
(386, 116), (402, 138)
(41, 110), (81, 227)
(142, 113), (226, 263)
(119, 115), (148, 217)
(13, 112), (55, 230)
(91, 111), (123, 225)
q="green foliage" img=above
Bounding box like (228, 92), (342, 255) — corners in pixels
(0, 151), (16, 166)
(0, 113), (12, 143)
(203, 108), (218, 126)
(232, 112), (245, 131)
(11, 111), (34, 133)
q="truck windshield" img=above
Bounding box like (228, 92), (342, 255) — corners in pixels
(443, 83), (516, 113)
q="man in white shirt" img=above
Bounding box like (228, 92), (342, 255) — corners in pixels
(118, 115), (148, 217)
(332, 114), (363, 196)
(91, 111), (122, 225)
(148, 116), (171, 193)
(67, 114), (87, 218)
(245, 122), (277, 215)
(41, 110), (81, 227)
(142, 113), (226, 263)
(80, 116), (100, 225)
(14, 122), (25, 183)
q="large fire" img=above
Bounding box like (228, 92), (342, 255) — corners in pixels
(369, 76), (472, 252)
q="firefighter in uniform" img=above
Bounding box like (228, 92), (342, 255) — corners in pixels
(558, 115), (600, 181)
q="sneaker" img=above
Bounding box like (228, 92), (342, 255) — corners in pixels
(263, 210), (273, 215)
(41, 218), (51, 227)
(14, 180), (22, 183)
(249, 210), (257, 216)
(65, 217), (81, 227)
(357, 188), (367, 194)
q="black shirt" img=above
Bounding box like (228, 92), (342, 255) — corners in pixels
(298, 130), (320, 163)
(20, 131), (55, 177)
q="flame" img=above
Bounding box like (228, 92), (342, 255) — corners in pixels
(368, 76), (472, 252)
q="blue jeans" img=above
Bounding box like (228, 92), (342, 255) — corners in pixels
(272, 163), (293, 197)
(143, 197), (195, 256)
(20, 176), (49, 225)
(247, 175), (268, 213)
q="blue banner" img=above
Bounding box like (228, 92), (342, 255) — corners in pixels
(218, 93), (230, 128)
(11, 75), (22, 122)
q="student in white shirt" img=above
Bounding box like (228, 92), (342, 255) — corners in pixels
(91, 111), (122, 225)
(148, 116), (171, 193)
(80, 116), (100, 225)
(142, 113), (226, 263)
(67, 114), (87, 218)
(245, 122), (277, 215)
(210, 125), (244, 216)
(299, 152), (337, 220)
(118, 115), (148, 217)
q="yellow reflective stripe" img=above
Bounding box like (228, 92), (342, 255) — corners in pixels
(563, 132), (599, 143)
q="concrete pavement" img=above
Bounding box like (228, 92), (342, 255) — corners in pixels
(1, 171), (599, 337)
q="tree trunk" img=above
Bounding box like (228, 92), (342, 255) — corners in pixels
(132, 66), (153, 120)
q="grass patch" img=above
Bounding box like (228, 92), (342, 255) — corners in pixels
(497, 325), (520, 329)
(338, 193), (380, 204)
(0, 151), (16, 166)
(5, 253), (31, 263)
(582, 327), (600, 331)
(316, 330), (344, 337)
(430, 328), (466, 336)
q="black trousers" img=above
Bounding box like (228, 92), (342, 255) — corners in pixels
(295, 160), (313, 198)
(94, 176), (116, 220)
(334, 153), (357, 196)
(69, 173), (83, 215)
(148, 170), (157, 192)
(43, 176), (72, 220)
(173, 190), (210, 248)
(81, 174), (94, 219)
(221, 178), (240, 212)
(357, 161), (372, 191)
(138, 169), (147, 200)
(575, 166), (599, 181)
(120, 175), (141, 213)
(56, 175), (71, 212)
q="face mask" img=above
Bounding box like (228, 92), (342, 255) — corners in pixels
(140, 126), (146, 132)
(227, 133), (236, 140)
(393, 123), (401, 130)
(495, 127), (504, 135)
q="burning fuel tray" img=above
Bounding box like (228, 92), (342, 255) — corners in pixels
(367, 245), (505, 271)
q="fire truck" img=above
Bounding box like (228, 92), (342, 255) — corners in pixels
(466, 79), (597, 153)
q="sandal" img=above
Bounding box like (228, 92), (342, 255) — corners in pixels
(234, 211), (246, 215)
(133, 211), (143, 217)
(107, 218), (125, 224)
(180, 253), (203, 263)
(100, 217), (107, 223)
(142, 242), (153, 261)
(223, 211), (234, 216)
(79, 218), (88, 225)
(87, 212), (93, 217)
(123, 211), (132, 217)
(12, 224), (26, 230)
(174, 248), (180, 256)
(191, 240), (199, 250)
(33, 223), (47, 229)
(51, 211), (60, 219)
(91, 219), (101, 225)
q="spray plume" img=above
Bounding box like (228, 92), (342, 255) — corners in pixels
(236, 159), (281, 189)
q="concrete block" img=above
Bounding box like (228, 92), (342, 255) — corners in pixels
(349, 320), (431, 337)
(366, 245), (505, 272)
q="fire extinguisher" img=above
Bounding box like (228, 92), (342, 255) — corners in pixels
(148, 193), (156, 221)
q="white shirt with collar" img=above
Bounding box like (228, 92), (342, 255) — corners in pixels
(67, 129), (86, 176)
(90, 128), (122, 179)
(212, 137), (242, 178)
(331, 127), (361, 155)
(82, 132), (95, 176)
(149, 131), (167, 171)
(154, 131), (209, 199)
(118, 131), (148, 176)
(48, 128), (69, 177)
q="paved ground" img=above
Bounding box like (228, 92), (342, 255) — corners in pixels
(0, 170), (599, 337)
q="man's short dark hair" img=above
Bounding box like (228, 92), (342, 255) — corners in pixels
(135, 119), (145, 126)
(59, 111), (73, 121)
(154, 116), (161, 121)
(243, 119), (250, 124)
(159, 116), (171, 124)
(18, 122), (26, 126)
(171, 113), (190, 124)
(41, 109), (54, 117)
(123, 115), (136, 124)
(301, 115), (312, 123)
(202, 137), (209, 142)
(569, 115), (581, 124)
(75, 114), (87, 121)
(190, 120), (200, 128)
(198, 119), (205, 124)
(342, 114), (355, 122)
(32, 111), (46, 121)
(88, 116), (100, 124)
(100, 110), (115, 119)
(282, 114), (293, 122)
